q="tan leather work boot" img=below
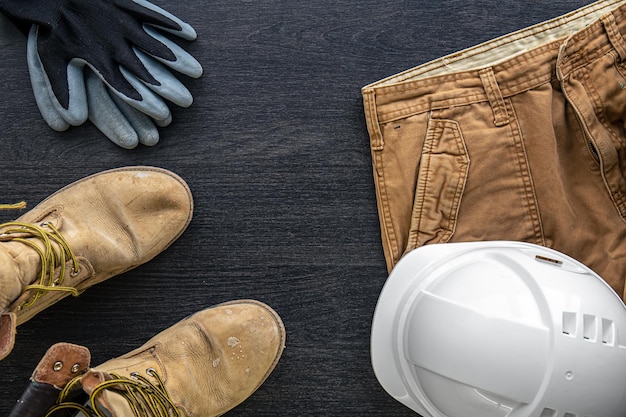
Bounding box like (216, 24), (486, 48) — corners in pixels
(40, 300), (286, 417)
(0, 166), (193, 360)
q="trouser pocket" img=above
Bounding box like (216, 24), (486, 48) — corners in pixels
(405, 117), (469, 254)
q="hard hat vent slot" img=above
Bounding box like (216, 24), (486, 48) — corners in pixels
(535, 255), (563, 266)
(562, 311), (577, 336)
(602, 318), (615, 346)
(583, 314), (597, 341)
(539, 408), (556, 417)
(540, 408), (581, 417)
(562, 312), (616, 346)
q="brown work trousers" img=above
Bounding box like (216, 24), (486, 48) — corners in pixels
(362, 0), (626, 301)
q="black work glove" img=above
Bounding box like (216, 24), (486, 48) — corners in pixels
(0, 0), (203, 148)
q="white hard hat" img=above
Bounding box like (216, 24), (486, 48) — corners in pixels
(371, 241), (626, 417)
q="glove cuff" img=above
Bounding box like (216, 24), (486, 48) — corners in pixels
(0, 0), (67, 27)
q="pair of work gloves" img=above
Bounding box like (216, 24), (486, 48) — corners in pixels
(0, 0), (203, 149)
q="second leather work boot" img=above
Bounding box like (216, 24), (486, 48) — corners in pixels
(0, 166), (193, 360)
(12, 300), (286, 417)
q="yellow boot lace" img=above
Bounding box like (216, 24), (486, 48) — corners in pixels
(0, 202), (81, 309)
(45, 368), (181, 417)
(0, 202), (27, 210)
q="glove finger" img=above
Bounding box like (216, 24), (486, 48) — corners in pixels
(28, 26), (88, 126)
(109, 67), (173, 122)
(134, 49), (193, 107)
(154, 113), (172, 127)
(110, 92), (160, 146)
(56, 61), (89, 125)
(133, 0), (198, 41)
(85, 70), (139, 149)
(27, 25), (70, 131)
(143, 25), (203, 79)
(27, 35), (69, 132)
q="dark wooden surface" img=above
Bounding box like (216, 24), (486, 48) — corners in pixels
(0, 1), (595, 415)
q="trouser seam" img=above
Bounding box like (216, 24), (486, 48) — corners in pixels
(507, 100), (545, 245)
(373, 149), (399, 270)
(407, 123), (435, 252)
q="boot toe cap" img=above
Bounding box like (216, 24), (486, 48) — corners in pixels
(190, 300), (286, 413)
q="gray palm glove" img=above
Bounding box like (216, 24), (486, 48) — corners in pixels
(27, 24), (169, 148)
(16, 0), (203, 147)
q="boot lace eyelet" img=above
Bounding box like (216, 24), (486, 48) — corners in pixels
(52, 368), (180, 417)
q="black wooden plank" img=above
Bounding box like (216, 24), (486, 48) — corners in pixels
(0, 1), (597, 415)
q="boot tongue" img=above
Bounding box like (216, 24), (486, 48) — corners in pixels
(81, 370), (136, 417)
(0, 246), (30, 312)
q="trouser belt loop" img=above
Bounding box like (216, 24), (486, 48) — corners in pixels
(601, 12), (626, 62)
(479, 67), (510, 127)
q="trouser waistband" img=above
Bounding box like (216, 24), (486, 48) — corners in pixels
(363, 0), (626, 150)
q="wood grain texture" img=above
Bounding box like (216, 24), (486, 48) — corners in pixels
(0, 1), (596, 415)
